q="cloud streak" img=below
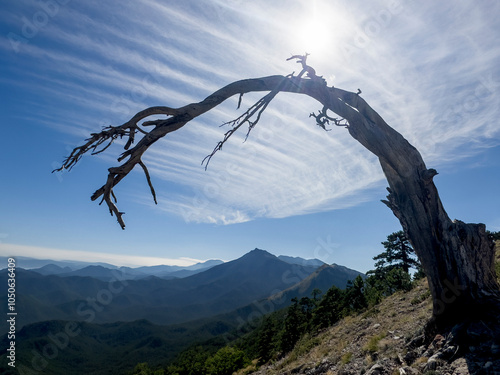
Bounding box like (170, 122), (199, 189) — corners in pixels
(2, 0), (499, 226)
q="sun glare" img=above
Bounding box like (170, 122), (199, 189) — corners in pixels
(291, 2), (347, 61)
(298, 17), (332, 55)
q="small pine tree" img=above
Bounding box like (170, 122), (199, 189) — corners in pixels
(375, 231), (421, 274)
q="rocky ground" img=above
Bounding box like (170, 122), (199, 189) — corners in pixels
(247, 277), (500, 375)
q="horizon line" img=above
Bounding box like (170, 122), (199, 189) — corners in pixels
(0, 243), (206, 268)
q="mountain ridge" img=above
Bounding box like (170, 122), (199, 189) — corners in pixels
(1, 248), (353, 334)
(0, 250), (364, 374)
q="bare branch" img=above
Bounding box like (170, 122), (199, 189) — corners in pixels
(54, 61), (355, 228)
(139, 160), (157, 204)
(201, 84), (282, 169)
(309, 105), (349, 131)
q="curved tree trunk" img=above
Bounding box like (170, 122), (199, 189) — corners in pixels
(326, 86), (500, 329)
(312, 81), (500, 328)
(56, 72), (500, 329)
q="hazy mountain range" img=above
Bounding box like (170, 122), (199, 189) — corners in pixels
(0, 256), (225, 280)
(0, 248), (364, 374)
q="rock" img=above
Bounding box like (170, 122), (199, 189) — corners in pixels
(406, 334), (425, 349)
(291, 364), (306, 373)
(403, 350), (418, 366)
(365, 363), (384, 375)
(424, 354), (445, 372)
(372, 323), (381, 329)
(425, 359), (438, 371)
(397, 353), (406, 366)
(450, 358), (469, 375)
(398, 366), (419, 375)
(436, 344), (458, 360)
(307, 362), (331, 375)
(431, 334), (446, 349)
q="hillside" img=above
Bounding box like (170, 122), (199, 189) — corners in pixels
(248, 279), (499, 374)
(270, 263), (363, 304)
(247, 245), (500, 375)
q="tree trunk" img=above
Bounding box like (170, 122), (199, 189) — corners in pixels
(319, 84), (500, 329)
(57, 73), (500, 329)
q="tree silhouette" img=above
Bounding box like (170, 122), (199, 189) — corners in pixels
(55, 55), (500, 334)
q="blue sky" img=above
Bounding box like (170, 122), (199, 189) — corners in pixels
(0, 0), (499, 272)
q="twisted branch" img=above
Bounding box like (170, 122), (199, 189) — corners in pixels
(309, 105), (349, 131)
(202, 76), (289, 169)
(54, 59), (357, 229)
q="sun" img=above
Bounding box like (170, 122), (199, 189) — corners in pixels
(297, 17), (332, 56)
(290, 2), (351, 61)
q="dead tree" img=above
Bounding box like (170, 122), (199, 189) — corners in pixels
(55, 56), (500, 333)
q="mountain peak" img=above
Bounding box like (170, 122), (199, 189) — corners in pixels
(246, 248), (275, 257)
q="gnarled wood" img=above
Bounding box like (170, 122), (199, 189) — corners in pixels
(55, 60), (500, 327)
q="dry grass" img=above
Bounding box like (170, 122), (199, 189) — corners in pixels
(253, 278), (433, 374)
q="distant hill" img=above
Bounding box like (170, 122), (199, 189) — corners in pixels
(25, 258), (224, 280)
(278, 255), (325, 267)
(56, 265), (138, 281)
(30, 263), (73, 275)
(0, 256), (117, 270)
(270, 263), (365, 304)
(0, 249), (327, 334)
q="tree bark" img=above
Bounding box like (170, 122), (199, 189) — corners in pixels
(56, 73), (500, 328)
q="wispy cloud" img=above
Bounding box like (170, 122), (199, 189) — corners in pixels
(2, 0), (499, 226)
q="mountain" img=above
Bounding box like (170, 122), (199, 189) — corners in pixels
(30, 263), (73, 275)
(185, 259), (224, 271)
(0, 248), (370, 374)
(55, 265), (140, 281)
(278, 255), (325, 267)
(0, 256), (117, 271)
(0, 249), (322, 334)
(25, 258), (225, 280)
(130, 264), (184, 275)
(0, 252), (364, 375)
(153, 259), (225, 278)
